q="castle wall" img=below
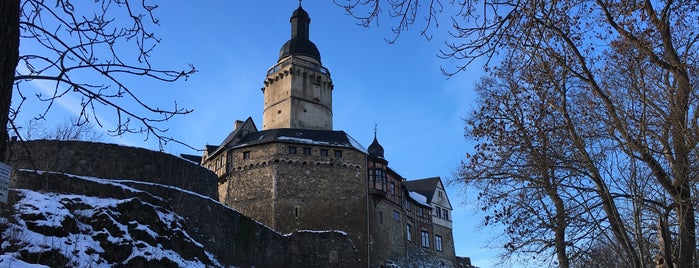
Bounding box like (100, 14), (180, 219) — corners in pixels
(273, 144), (368, 263)
(9, 161), (363, 267)
(219, 142), (278, 227)
(369, 197), (407, 265)
(219, 141), (369, 264)
(433, 223), (457, 264)
(7, 140), (218, 200)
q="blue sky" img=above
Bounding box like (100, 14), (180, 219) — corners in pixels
(15, 1), (501, 266)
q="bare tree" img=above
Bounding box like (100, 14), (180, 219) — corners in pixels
(339, 0), (699, 266)
(21, 117), (103, 141)
(1, 0), (196, 163)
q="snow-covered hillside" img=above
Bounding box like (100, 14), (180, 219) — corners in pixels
(0, 173), (222, 268)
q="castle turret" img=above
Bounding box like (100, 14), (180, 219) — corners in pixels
(262, 5), (333, 130)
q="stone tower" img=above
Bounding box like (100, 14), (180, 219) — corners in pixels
(262, 5), (334, 130)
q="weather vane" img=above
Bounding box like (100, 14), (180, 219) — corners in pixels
(298, 0), (302, 7)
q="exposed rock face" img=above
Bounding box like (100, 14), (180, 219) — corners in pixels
(3, 172), (218, 267)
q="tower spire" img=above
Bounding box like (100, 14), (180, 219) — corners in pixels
(263, 5), (333, 131)
(277, 2), (321, 63)
(368, 125), (385, 159)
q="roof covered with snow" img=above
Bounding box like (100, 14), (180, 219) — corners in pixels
(404, 177), (440, 203)
(407, 191), (431, 207)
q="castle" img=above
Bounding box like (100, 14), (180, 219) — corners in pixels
(201, 5), (457, 267)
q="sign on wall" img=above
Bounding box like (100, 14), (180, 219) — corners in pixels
(0, 162), (11, 203)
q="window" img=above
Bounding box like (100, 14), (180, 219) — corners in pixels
(392, 210), (400, 221)
(379, 211), (383, 224)
(294, 206), (300, 218)
(421, 230), (430, 248)
(435, 207), (441, 217)
(406, 224), (412, 242)
(242, 151), (250, 159)
(288, 146), (297, 154)
(370, 169), (387, 190)
(442, 209), (449, 221)
(303, 147), (311, 156)
(404, 200), (412, 211)
(389, 182), (396, 196)
(438, 190), (443, 198)
(334, 150), (343, 158)
(417, 207), (423, 217)
(435, 235), (443, 251)
(320, 149), (328, 156)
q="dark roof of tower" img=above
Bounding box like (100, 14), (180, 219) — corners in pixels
(368, 135), (385, 159)
(278, 6), (321, 63)
(210, 119), (367, 154)
(233, 128), (366, 152)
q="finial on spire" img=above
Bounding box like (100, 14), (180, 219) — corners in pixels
(298, 0), (302, 7)
(368, 124), (385, 159)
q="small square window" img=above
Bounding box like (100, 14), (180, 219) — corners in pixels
(243, 151), (250, 159)
(320, 149), (328, 156)
(392, 210), (400, 221)
(334, 150), (342, 158)
(303, 147), (311, 156)
(289, 146), (297, 154)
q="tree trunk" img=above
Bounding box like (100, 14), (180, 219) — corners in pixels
(550, 188), (569, 268)
(0, 0), (20, 163)
(675, 185), (695, 267)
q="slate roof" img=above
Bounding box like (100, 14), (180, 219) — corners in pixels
(230, 128), (366, 152)
(404, 177), (441, 203)
(205, 145), (218, 155)
(209, 117), (258, 156)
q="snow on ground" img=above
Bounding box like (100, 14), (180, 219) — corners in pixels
(0, 182), (221, 267)
(0, 254), (49, 268)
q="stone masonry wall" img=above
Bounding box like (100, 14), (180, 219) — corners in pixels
(5, 140), (363, 267)
(219, 142), (278, 228)
(274, 143), (368, 264)
(7, 140), (218, 199)
(220, 141), (369, 265)
(369, 195), (408, 265)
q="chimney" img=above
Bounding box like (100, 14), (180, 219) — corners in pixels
(234, 120), (245, 130)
